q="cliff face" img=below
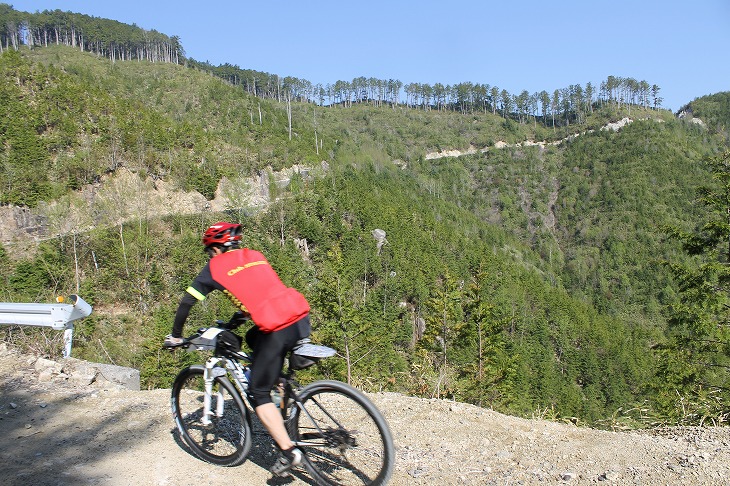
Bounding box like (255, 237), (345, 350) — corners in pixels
(0, 205), (48, 250)
(1, 343), (729, 486)
(0, 163), (319, 257)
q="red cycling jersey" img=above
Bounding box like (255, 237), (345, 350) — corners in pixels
(209, 248), (310, 332)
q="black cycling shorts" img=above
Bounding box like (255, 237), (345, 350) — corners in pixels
(245, 315), (311, 407)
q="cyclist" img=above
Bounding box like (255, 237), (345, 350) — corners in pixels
(165, 221), (310, 477)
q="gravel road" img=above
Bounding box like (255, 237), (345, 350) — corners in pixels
(1, 344), (729, 485)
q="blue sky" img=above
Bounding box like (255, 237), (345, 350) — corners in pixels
(8, 0), (730, 112)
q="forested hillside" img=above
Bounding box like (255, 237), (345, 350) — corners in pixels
(1, 6), (729, 428)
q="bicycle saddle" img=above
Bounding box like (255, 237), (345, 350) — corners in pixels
(292, 338), (336, 358)
(289, 339), (336, 370)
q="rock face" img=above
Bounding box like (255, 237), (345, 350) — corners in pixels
(0, 206), (48, 249)
(1, 343), (729, 485)
(0, 163), (319, 254)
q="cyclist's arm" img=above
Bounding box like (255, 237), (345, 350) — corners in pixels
(171, 263), (220, 337)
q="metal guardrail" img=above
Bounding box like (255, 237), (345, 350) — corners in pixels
(0, 295), (93, 357)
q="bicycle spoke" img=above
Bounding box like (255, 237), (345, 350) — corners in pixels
(292, 381), (394, 485)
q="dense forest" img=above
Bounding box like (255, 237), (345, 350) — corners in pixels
(0, 5), (728, 429)
(1, 4), (663, 122)
(0, 3), (182, 62)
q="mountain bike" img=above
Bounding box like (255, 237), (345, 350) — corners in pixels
(166, 314), (395, 485)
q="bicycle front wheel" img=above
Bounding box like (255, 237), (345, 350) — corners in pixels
(171, 365), (252, 466)
(289, 380), (395, 485)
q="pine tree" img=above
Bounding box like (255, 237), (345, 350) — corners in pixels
(658, 150), (730, 425)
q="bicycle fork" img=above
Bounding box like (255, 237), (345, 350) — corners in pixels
(201, 358), (228, 425)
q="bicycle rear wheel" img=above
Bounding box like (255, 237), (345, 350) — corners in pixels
(171, 365), (252, 466)
(289, 380), (394, 485)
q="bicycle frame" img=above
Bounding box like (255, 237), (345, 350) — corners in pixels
(197, 352), (322, 442)
(288, 391), (333, 447)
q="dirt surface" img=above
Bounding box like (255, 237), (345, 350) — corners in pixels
(1, 344), (729, 486)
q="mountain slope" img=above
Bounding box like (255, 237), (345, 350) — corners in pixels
(1, 44), (729, 426)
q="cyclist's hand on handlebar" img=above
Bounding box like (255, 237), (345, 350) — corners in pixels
(163, 334), (186, 349)
(227, 310), (251, 328)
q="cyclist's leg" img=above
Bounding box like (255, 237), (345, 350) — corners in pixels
(249, 316), (310, 450)
(244, 324), (261, 354)
(248, 315), (311, 406)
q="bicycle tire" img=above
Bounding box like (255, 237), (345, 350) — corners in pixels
(171, 365), (252, 466)
(288, 380), (395, 485)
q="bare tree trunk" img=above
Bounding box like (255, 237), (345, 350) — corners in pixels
(313, 108), (319, 154)
(73, 232), (80, 293)
(442, 308), (448, 369)
(279, 205), (285, 247)
(287, 95), (292, 140)
(335, 276), (352, 385)
(478, 321), (483, 380)
(344, 330), (352, 385)
(120, 223), (130, 277)
(9, 23), (18, 50)
(434, 368), (445, 399)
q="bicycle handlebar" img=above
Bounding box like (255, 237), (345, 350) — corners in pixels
(163, 311), (251, 351)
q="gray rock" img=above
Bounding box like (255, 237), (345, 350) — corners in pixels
(599, 469), (621, 481)
(34, 357), (59, 372)
(61, 357), (140, 391)
(561, 471), (577, 481)
(37, 368), (55, 382)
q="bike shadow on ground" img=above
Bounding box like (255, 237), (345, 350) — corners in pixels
(169, 413), (316, 485)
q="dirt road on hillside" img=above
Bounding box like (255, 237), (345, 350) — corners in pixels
(1, 344), (729, 485)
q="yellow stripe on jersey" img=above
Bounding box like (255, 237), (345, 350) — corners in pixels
(186, 286), (206, 301)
